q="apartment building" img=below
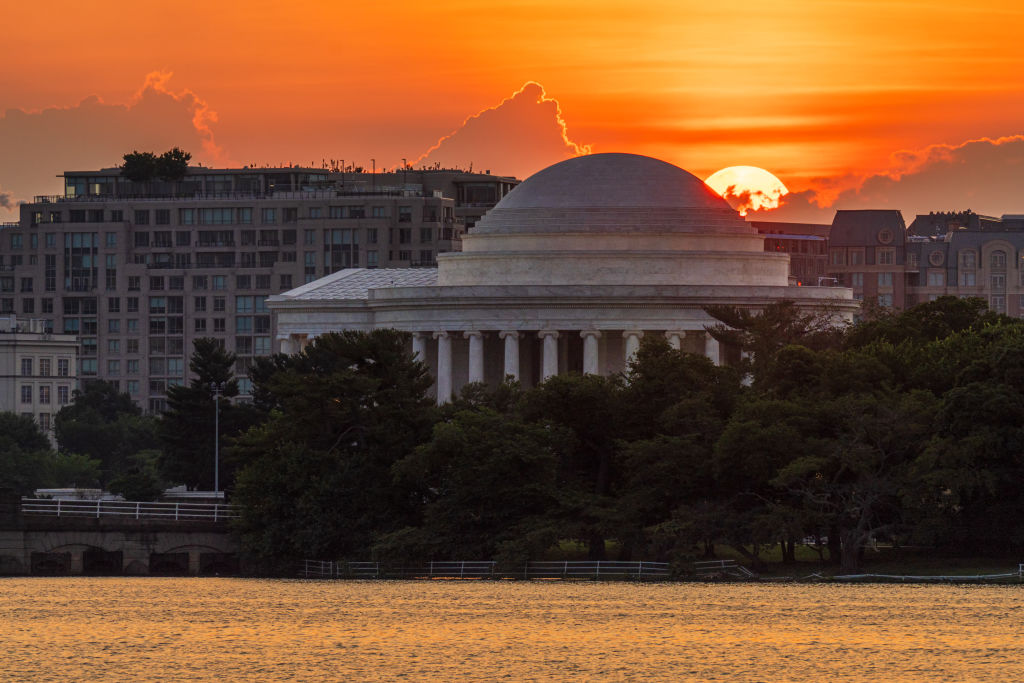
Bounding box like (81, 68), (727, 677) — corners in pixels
(0, 316), (79, 440)
(0, 165), (517, 412)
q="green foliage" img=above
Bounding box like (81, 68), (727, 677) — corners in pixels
(159, 338), (256, 490)
(48, 453), (102, 489)
(156, 147), (191, 181)
(0, 412), (55, 494)
(107, 449), (165, 501)
(121, 148), (191, 183)
(231, 330), (436, 567)
(54, 380), (159, 485)
(121, 151), (158, 182)
(378, 408), (563, 564)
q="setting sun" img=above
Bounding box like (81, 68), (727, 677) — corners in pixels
(705, 166), (789, 216)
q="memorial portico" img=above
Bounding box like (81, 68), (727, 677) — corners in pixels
(270, 153), (858, 404)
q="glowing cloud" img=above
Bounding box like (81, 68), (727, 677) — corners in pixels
(705, 166), (788, 216)
(412, 82), (591, 179)
(0, 72), (224, 218)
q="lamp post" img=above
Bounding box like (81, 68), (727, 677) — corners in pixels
(210, 382), (225, 495)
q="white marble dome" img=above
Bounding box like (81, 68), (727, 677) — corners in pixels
(472, 153), (751, 236)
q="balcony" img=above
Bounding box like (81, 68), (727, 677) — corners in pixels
(195, 241), (236, 247)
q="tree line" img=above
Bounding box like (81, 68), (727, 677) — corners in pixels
(4, 296), (1023, 574)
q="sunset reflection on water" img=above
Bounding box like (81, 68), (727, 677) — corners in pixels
(3, 579), (1022, 681)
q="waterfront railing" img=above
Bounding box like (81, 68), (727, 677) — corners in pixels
(20, 498), (238, 522)
(299, 559), (671, 580)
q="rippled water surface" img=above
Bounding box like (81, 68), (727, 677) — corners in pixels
(3, 579), (1023, 681)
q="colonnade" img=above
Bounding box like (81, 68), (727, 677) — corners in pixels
(414, 329), (722, 405)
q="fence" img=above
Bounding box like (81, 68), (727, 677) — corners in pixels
(20, 498), (238, 522)
(693, 559), (757, 578)
(299, 559), (671, 580)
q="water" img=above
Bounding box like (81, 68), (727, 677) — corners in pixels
(2, 579), (1022, 681)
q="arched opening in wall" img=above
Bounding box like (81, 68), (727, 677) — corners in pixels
(199, 552), (240, 576)
(149, 552), (190, 576)
(83, 548), (123, 575)
(31, 552), (71, 576)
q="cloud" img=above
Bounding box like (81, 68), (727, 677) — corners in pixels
(0, 189), (12, 210)
(0, 72), (224, 218)
(411, 82), (591, 179)
(754, 135), (1024, 222)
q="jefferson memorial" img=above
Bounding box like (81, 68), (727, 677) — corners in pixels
(270, 153), (857, 402)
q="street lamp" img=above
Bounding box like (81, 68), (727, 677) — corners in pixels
(210, 382), (226, 495)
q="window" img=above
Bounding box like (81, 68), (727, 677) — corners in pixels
(127, 359), (140, 374)
(199, 208), (235, 224)
(236, 336), (253, 354)
(960, 251), (977, 268)
(20, 277), (33, 292)
(282, 229), (296, 245)
(877, 248), (895, 265)
(372, 206), (386, 218)
(167, 358), (185, 375)
(420, 228), (433, 243)
(193, 275), (208, 290)
(236, 316), (252, 333)
(22, 299), (34, 314)
(127, 339), (139, 353)
(367, 229), (378, 244)
(149, 296), (166, 314)
(398, 228), (412, 244)
(127, 319), (139, 333)
(21, 358), (32, 376)
(213, 296), (226, 312)
(39, 359), (51, 377)
(134, 210), (150, 225)
(42, 298), (53, 313)
(992, 274), (1006, 290)
(21, 385), (32, 404)
(254, 336), (271, 355)
(262, 208), (276, 224)
(46, 233), (57, 248)
(39, 386), (50, 404)
(241, 230), (256, 246)
(236, 295), (253, 313)
(107, 360), (120, 376)
(108, 297), (121, 313)
(238, 208), (253, 224)
(105, 232), (117, 248)
(126, 380), (139, 395)
(992, 250), (1007, 269)
(877, 293), (894, 307)
(213, 275), (226, 290)
(149, 276), (165, 291)
(195, 318), (207, 332)
(877, 272), (894, 287)
(108, 319), (121, 333)
(57, 359), (69, 376)
(169, 276), (184, 291)
(81, 359), (97, 376)
(194, 296), (207, 312)
(156, 209), (171, 225)
(126, 296), (139, 313)
(108, 339), (121, 353)
(213, 318), (226, 332)
(280, 274), (293, 289)
(39, 413), (51, 432)
(304, 229), (315, 245)
(255, 274), (271, 289)
(830, 249), (844, 266)
(398, 206), (412, 222)
(128, 276), (141, 291)
(367, 250), (378, 268)
(960, 271), (977, 287)
(58, 386), (69, 405)
(236, 275), (251, 289)
(309, 207), (322, 219)
(284, 208), (298, 223)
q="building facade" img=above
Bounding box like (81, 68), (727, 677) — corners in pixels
(0, 316), (79, 440)
(271, 154), (858, 403)
(826, 209), (1024, 314)
(0, 166), (516, 412)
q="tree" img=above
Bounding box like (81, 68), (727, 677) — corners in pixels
(231, 330), (436, 568)
(54, 380), (158, 485)
(0, 413), (54, 494)
(519, 373), (625, 559)
(121, 151), (158, 183)
(378, 407), (563, 564)
(156, 147), (191, 182)
(159, 338), (253, 490)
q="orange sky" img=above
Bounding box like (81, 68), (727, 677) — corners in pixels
(3, 0), (1024, 219)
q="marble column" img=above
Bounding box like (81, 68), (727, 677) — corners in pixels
(411, 332), (427, 363)
(434, 331), (452, 404)
(580, 330), (601, 375)
(464, 330), (484, 384)
(705, 332), (721, 366)
(665, 330), (685, 351)
(278, 335), (297, 355)
(623, 330), (644, 365)
(538, 330), (559, 380)
(499, 330), (520, 380)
